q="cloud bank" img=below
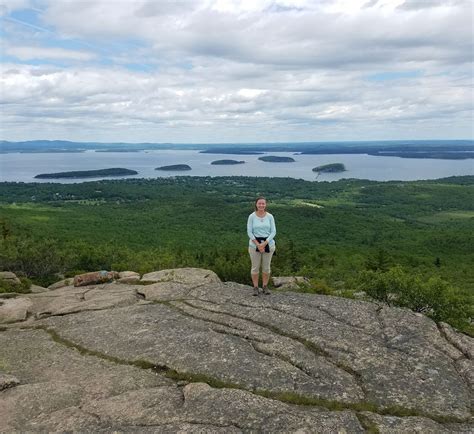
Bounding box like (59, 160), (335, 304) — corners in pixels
(1, 0), (472, 142)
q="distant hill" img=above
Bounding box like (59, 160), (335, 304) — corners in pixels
(34, 168), (138, 179)
(2, 139), (473, 159)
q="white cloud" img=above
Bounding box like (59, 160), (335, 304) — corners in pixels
(5, 45), (96, 61)
(0, 0), (472, 141)
(0, 0), (33, 16)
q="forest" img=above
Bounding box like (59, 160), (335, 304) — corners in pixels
(0, 175), (473, 334)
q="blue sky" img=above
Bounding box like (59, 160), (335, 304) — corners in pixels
(0, 0), (473, 143)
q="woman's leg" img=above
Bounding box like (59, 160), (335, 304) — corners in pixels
(248, 247), (262, 293)
(251, 273), (259, 288)
(261, 247), (275, 293)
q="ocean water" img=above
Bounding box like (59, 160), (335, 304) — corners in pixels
(0, 150), (473, 183)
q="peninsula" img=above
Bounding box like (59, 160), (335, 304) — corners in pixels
(312, 163), (346, 173)
(211, 159), (245, 165)
(259, 156), (295, 163)
(34, 168), (138, 179)
(155, 164), (191, 171)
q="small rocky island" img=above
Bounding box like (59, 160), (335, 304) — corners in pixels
(211, 159), (245, 165)
(155, 164), (191, 171)
(258, 156), (295, 163)
(312, 163), (346, 173)
(34, 168), (138, 179)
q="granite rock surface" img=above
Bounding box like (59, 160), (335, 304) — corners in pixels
(1, 268), (472, 433)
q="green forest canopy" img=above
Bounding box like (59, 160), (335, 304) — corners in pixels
(1, 175), (473, 332)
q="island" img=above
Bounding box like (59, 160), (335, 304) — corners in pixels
(211, 159), (245, 165)
(34, 168), (138, 179)
(258, 156), (295, 163)
(312, 163), (346, 173)
(155, 164), (191, 171)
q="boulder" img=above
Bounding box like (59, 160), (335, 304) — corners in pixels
(0, 297), (32, 324)
(141, 268), (220, 285)
(48, 278), (73, 290)
(73, 270), (118, 287)
(30, 283), (140, 319)
(30, 284), (48, 293)
(0, 271), (21, 286)
(272, 276), (309, 289)
(117, 271), (140, 284)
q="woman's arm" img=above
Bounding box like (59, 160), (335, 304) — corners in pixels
(247, 214), (259, 246)
(265, 214), (276, 244)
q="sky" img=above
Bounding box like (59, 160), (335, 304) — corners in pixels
(0, 0), (473, 144)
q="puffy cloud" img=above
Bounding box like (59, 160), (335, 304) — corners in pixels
(0, 0), (472, 141)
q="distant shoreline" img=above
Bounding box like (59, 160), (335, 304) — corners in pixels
(1, 139), (473, 160)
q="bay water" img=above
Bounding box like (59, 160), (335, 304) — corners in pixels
(1, 150), (473, 183)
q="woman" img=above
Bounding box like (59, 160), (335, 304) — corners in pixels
(247, 197), (276, 296)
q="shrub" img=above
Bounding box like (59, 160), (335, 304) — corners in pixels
(0, 276), (32, 294)
(356, 266), (472, 332)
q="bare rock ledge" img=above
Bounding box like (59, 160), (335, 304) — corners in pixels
(0, 268), (472, 432)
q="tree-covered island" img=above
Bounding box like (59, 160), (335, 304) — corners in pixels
(34, 168), (138, 179)
(155, 164), (191, 171)
(211, 159), (245, 165)
(259, 156), (295, 163)
(312, 163), (346, 173)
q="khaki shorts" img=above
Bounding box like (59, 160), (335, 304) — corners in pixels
(248, 246), (275, 274)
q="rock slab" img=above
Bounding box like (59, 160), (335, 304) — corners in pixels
(1, 268), (473, 433)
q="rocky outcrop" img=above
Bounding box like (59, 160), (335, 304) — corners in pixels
(0, 297), (32, 324)
(1, 268), (472, 432)
(272, 276), (310, 290)
(73, 270), (118, 287)
(0, 271), (21, 286)
(48, 278), (73, 290)
(117, 271), (141, 283)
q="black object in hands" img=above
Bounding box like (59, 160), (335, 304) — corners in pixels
(255, 237), (270, 253)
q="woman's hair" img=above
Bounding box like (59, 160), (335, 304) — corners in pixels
(254, 196), (267, 211)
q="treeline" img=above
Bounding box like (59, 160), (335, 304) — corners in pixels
(0, 176), (472, 333)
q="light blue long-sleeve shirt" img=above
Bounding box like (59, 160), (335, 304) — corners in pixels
(247, 212), (276, 248)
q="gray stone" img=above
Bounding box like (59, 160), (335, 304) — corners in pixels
(272, 276), (309, 289)
(0, 373), (20, 391)
(30, 284), (48, 293)
(117, 270), (141, 283)
(1, 268), (472, 432)
(360, 412), (474, 433)
(0, 271), (21, 285)
(29, 282), (140, 318)
(440, 322), (474, 359)
(0, 297), (32, 324)
(0, 328), (174, 432)
(137, 281), (200, 301)
(48, 278), (73, 290)
(141, 268), (220, 285)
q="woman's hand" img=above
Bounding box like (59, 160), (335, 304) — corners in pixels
(257, 244), (265, 253)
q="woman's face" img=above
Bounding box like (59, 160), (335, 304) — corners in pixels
(256, 199), (266, 211)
